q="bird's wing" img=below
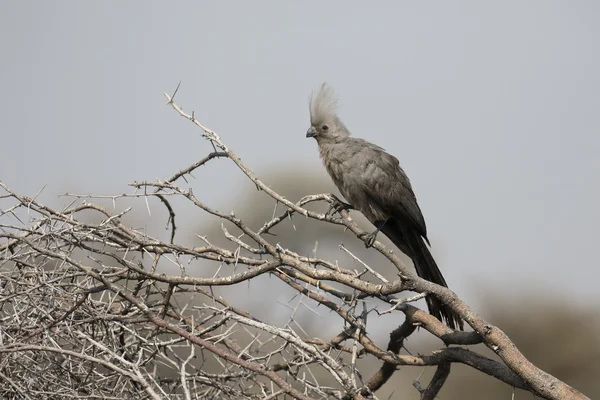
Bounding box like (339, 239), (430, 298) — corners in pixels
(355, 141), (428, 239)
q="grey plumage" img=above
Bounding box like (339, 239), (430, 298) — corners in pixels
(306, 83), (463, 330)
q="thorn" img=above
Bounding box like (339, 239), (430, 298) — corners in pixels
(172, 81), (182, 100)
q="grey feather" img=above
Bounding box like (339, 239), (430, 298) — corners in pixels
(309, 83), (339, 126)
(306, 83), (463, 330)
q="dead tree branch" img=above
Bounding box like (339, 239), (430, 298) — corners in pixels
(0, 86), (587, 400)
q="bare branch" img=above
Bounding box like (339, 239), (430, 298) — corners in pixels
(0, 87), (589, 400)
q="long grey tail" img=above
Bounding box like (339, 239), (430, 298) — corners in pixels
(380, 219), (463, 330)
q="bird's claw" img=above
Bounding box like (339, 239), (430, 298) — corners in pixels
(326, 194), (353, 217)
(359, 231), (377, 248)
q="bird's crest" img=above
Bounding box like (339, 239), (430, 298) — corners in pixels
(309, 83), (338, 125)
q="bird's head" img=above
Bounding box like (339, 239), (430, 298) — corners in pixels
(306, 83), (350, 142)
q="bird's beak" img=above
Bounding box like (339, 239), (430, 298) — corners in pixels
(306, 126), (317, 138)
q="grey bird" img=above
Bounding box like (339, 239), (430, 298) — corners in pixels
(306, 83), (463, 330)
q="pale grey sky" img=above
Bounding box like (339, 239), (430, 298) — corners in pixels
(1, 2), (599, 308)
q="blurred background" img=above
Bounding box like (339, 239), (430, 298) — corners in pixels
(1, 2), (599, 398)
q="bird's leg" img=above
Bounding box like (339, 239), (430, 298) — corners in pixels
(361, 219), (389, 248)
(326, 194), (353, 217)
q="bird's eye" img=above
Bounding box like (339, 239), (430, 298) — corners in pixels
(321, 125), (329, 131)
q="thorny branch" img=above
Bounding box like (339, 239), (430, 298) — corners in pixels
(0, 85), (587, 400)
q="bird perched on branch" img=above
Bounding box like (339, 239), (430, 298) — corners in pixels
(306, 83), (463, 330)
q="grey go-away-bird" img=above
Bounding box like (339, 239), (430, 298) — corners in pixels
(306, 83), (463, 330)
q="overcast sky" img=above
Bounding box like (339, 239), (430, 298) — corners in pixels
(1, 2), (599, 308)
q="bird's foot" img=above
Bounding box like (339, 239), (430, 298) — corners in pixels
(359, 231), (378, 248)
(326, 194), (353, 217)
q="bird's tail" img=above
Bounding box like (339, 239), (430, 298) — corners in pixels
(381, 220), (463, 330)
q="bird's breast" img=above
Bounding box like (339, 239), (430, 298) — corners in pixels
(320, 153), (385, 222)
